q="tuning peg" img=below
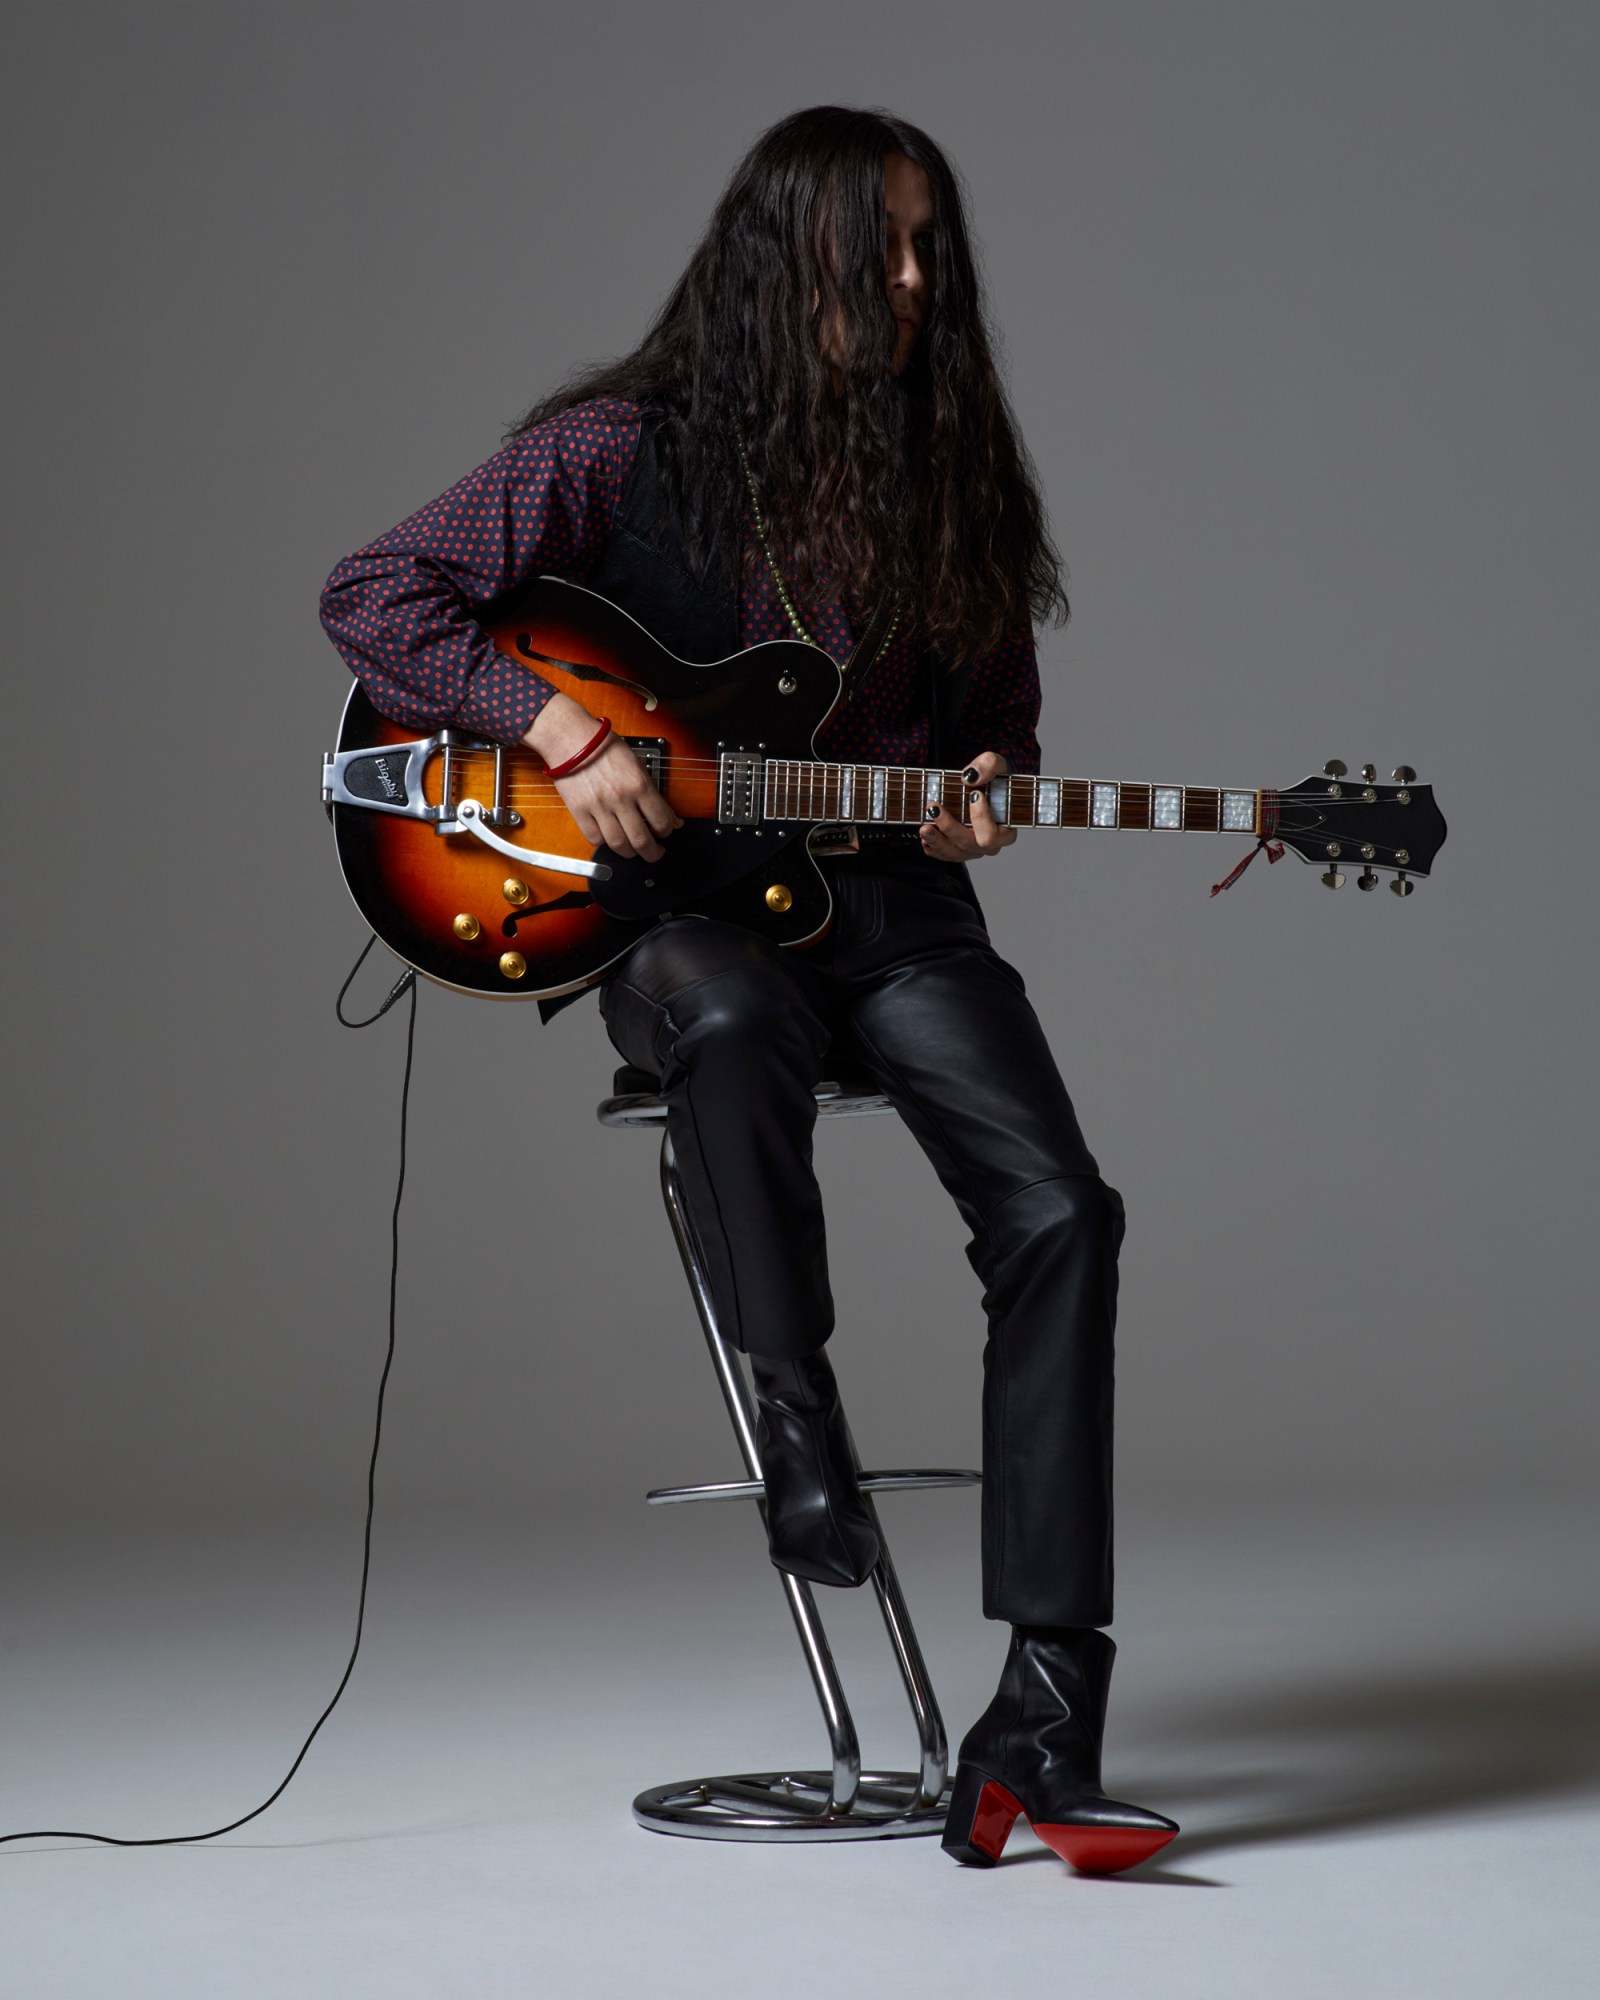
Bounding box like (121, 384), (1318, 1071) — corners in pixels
(1321, 866), (1346, 889)
(1358, 868), (1378, 891)
(1324, 759), (1348, 778)
(1390, 871), (1413, 898)
(1360, 764), (1377, 784)
(1392, 765), (1416, 783)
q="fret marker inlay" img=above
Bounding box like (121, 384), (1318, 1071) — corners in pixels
(1037, 779), (1060, 825)
(1153, 786), (1181, 829)
(1092, 783), (1118, 827)
(871, 768), (886, 820)
(1221, 791), (1255, 831)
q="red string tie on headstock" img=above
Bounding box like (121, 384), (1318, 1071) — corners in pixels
(1210, 835), (1285, 898)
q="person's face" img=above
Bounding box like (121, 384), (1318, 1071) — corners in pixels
(882, 151), (934, 375)
(816, 152), (935, 377)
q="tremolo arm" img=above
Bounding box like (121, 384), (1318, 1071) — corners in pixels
(452, 798), (610, 880)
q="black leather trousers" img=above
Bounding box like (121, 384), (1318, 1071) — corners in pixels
(599, 841), (1120, 1628)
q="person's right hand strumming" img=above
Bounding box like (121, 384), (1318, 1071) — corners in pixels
(523, 692), (683, 862)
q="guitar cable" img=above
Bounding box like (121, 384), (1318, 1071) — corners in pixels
(0, 937), (417, 1851)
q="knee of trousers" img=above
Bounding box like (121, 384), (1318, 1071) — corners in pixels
(968, 1174), (1125, 1293)
(660, 965), (828, 1081)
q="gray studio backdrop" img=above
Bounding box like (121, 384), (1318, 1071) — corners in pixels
(3, 1), (1594, 1532)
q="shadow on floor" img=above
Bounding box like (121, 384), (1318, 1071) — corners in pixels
(1131, 1652), (1600, 1863)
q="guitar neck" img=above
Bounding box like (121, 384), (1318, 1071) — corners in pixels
(761, 761), (1265, 835)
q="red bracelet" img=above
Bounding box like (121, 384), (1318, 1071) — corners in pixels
(544, 719), (613, 780)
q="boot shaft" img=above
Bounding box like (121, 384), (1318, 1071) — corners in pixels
(960, 1626), (1117, 1790)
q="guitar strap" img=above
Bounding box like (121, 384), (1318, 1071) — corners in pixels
(840, 597), (899, 706)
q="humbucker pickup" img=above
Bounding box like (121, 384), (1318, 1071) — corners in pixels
(718, 750), (763, 826)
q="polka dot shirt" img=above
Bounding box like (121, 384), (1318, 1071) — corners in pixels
(320, 397), (1042, 774)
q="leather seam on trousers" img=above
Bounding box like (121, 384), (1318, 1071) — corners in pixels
(673, 1070), (746, 1348)
(656, 969), (831, 1355)
(657, 974), (763, 1351)
(991, 1310), (1011, 1614)
(844, 1009), (1020, 1606)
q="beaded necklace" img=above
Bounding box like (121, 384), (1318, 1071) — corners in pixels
(734, 432), (900, 681)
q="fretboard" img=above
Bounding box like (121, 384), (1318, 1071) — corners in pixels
(761, 761), (1263, 835)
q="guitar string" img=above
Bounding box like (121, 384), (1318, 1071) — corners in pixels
(398, 757), (1413, 845)
(474, 791), (1390, 827)
(446, 750), (1379, 793)
(458, 761), (1376, 811)
(443, 777), (1398, 837)
(477, 774), (1288, 816)
(458, 756), (1287, 783)
(470, 783), (1281, 813)
(442, 753), (1383, 803)
(451, 782), (1396, 822)
(431, 809), (1418, 855)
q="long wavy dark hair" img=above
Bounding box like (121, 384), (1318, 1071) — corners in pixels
(511, 105), (1067, 661)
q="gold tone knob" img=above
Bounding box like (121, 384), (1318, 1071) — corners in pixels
(452, 913), (482, 941)
(765, 882), (794, 914)
(499, 951), (527, 980)
(502, 878), (529, 906)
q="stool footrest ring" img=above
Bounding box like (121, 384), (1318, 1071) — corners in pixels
(646, 1468), (980, 1505)
(634, 1769), (952, 1841)
(599, 1081), (894, 1128)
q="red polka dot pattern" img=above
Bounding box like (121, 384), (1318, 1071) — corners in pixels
(320, 397), (1041, 774)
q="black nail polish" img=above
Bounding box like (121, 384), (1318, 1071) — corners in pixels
(961, 765), (979, 784)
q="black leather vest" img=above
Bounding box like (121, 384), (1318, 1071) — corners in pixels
(583, 409), (740, 664)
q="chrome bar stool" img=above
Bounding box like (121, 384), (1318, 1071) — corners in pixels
(599, 1062), (980, 1841)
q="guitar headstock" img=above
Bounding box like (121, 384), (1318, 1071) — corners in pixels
(1272, 763), (1447, 894)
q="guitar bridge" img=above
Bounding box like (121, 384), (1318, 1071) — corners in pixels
(626, 737), (669, 789)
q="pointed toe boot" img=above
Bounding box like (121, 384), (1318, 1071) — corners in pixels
(942, 1626), (1177, 1875)
(749, 1350), (880, 1588)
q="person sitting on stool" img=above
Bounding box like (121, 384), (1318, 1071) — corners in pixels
(321, 104), (1178, 1877)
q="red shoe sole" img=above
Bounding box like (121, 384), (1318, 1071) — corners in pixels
(1033, 1822), (1178, 1875)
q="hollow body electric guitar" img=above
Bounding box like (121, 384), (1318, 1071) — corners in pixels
(323, 577), (1448, 1000)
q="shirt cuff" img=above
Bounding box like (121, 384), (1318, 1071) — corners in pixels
(451, 653), (558, 746)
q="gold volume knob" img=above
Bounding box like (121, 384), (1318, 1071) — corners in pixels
(452, 913), (482, 941)
(499, 951), (527, 980)
(502, 878), (529, 906)
(764, 882), (794, 914)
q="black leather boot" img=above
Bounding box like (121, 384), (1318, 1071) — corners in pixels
(942, 1626), (1178, 1874)
(748, 1350), (880, 1588)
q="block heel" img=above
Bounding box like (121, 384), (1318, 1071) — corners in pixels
(940, 1762), (1025, 1866)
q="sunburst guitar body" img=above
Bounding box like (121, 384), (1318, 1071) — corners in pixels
(325, 577), (843, 999)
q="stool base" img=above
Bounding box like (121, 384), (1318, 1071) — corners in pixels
(634, 1770), (953, 1842)
(602, 1102), (978, 1847)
